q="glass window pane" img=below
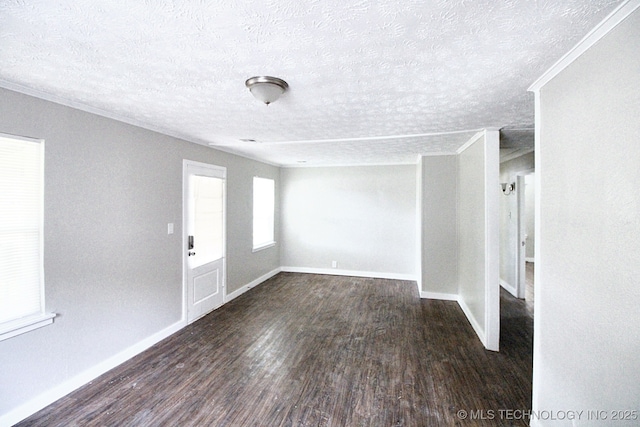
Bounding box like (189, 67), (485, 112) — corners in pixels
(0, 135), (43, 324)
(190, 175), (224, 267)
(253, 177), (275, 248)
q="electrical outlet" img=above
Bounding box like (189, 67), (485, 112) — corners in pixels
(331, 261), (337, 268)
(167, 223), (174, 235)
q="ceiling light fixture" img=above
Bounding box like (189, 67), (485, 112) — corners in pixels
(245, 76), (289, 105)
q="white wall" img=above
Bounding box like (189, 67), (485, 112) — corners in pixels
(456, 131), (500, 351)
(457, 136), (487, 334)
(418, 155), (458, 297)
(531, 5), (640, 425)
(0, 87), (280, 424)
(280, 165), (416, 279)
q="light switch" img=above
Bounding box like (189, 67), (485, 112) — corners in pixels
(168, 223), (174, 234)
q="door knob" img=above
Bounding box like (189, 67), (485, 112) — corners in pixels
(188, 251), (196, 256)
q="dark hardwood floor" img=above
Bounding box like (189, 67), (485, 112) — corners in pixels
(17, 273), (533, 426)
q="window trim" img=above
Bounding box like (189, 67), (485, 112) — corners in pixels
(0, 132), (55, 341)
(252, 241), (276, 253)
(0, 313), (56, 342)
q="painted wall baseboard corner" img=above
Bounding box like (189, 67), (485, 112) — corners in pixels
(457, 298), (486, 348)
(419, 291), (459, 301)
(2, 269), (285, 426)
(500, 279), (517, 298)
(0, 320), (185, 427)
(225, 267), (281, 303)
(280, 266), (416, 282)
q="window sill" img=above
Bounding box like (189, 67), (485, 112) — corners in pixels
(252, 241), (276, 253)
(0, 312), (56, 342)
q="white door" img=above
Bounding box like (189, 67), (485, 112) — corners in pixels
(183, 160), (226, 323)
(516, 172), (535, 299)
(517, 174), (527, 299)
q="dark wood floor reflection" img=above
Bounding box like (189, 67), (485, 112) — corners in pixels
(18, 273), (533, 426)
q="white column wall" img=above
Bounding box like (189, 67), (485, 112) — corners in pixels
(530, 5), (640, 424)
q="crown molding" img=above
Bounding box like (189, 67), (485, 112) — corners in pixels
(529, 0), (640, 92)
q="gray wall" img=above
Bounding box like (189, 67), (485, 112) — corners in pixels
(0, 84), (504, 419)
(418, 155), (458, 296)
(533, 8), (640, 423)
(416, 133), (499, 351)
(499, 152), (534, 290)
(280, 165), (416, 277)
(0, 87), (279, 418)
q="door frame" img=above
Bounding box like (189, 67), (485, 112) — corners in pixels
(515, 169), (535, 299)
(182, 159), (227, 324)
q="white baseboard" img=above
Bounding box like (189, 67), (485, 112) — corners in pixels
(225, 267), (281, 303)
(280, 269), (483, 353)
(2, 268), (284, 426)
(500, 279), (518, 298)
(280, 266), (416, 282)
(420, 291), (459, 301)
(457, 297), (486, 348)
(1, 320), (185, 427)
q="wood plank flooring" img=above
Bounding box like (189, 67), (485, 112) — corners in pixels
(17, 273), (533, 426)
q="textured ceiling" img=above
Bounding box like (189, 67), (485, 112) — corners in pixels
(0, 0), (622, 166)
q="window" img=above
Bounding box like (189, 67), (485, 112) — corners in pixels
(252, 177), (275, 251)
(0, 134), (54, 341)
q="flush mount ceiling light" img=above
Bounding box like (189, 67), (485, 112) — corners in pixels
(245, 76), (289, 105)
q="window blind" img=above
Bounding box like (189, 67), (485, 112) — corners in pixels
(0, 135), (44, 325)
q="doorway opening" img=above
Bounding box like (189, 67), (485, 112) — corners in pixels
(517, 172), (535, 313)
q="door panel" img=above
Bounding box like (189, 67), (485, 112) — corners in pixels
(193, 269), (220, 303)
(184, 161), (226, 324)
